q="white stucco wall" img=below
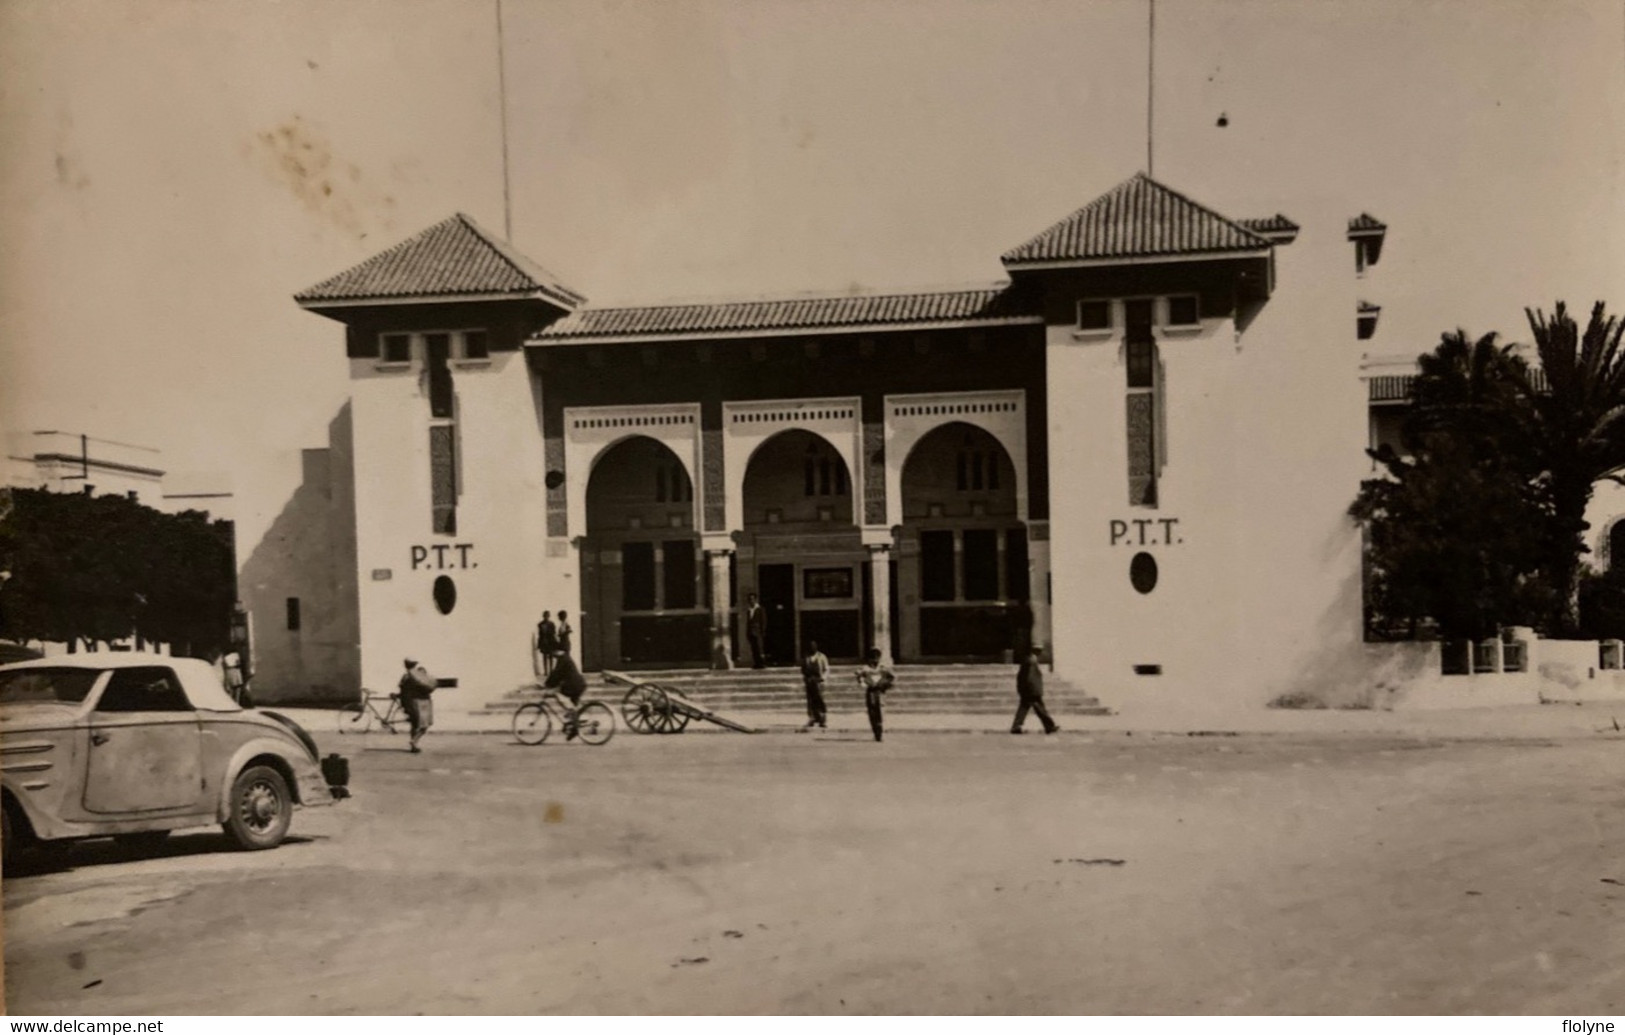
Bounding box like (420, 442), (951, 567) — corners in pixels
(349, 350), (568, 703)
(1047, 217), (1369, 711)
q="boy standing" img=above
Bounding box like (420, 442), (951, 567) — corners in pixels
(855, 648), (893, 742)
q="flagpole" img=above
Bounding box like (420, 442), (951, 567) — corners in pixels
(496, 0), (514, 241)
(1147, 0), (1155, 177)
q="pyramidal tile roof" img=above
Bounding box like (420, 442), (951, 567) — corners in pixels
(535, 286), (1032, 341)
(1001, 173), (1270, 266)
(1347, 212), (1387, 236)
(295, 213), (585, 308)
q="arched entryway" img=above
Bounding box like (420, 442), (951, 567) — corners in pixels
(580, 436), (706, 669)
(898, 422), (1030, 660)
(738, 429), (865, 664)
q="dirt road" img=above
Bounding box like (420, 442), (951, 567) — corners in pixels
(5, 727), (1623, 1014)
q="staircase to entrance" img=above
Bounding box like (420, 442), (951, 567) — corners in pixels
(477, 663), (1110, 718)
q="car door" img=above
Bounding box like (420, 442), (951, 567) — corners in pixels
(83, 666), (205, 814)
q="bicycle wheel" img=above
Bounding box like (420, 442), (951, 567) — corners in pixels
(336, 701), (371, 735)
(512, 702), (552, 745)
(574, 701), (615, 746)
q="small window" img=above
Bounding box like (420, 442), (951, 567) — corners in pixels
(920, 530), (957, 602)
(381, 334), (412, 363)
(1126, 340), (1156, 389)
(1078, 300), (1113, 332)
(622, 541), (656, 611)
(462, 330), (489, 359)
(286, 597), (301, 631)
(1166, 295), (1199, 327)
(96, 667), (190, 713)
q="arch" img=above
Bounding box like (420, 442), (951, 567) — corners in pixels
(896, 419), (1029, 660)
(899, 421), (1018, 522)
(721, 397), (863, 534)
(741, 429), (857, 528)
(884, 390), (1026, 526)
(584, 435), (696, 534)
(563, 402), (701, 538)
(1609, 518), (1625, 574)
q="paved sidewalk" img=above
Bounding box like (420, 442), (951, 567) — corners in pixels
(271, 698), (1625, 741)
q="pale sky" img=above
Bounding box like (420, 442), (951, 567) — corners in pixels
(2, 0), (1622, 547)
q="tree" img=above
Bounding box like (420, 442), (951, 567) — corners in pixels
(0, 488), (235, 656)
(1351, 331), (1557, 640)
(1514, 301), (1625, 635)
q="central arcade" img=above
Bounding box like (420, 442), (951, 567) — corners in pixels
(532, 292), (1051, 670)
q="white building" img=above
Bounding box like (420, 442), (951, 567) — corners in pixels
(277, 174), (1397, 713)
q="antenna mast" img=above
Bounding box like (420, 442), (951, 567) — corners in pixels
(1147, 0), (1155, 177)
(496, 0), (514, 240)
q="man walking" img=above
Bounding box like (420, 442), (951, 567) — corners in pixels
(745, 593), (768, 668)
(855, 647), (894, 742)
(536, 610), (559, 676)
(397, 657), (437, 753)
(800, 639), (830, 729)
(1011, 645), (1059, 735)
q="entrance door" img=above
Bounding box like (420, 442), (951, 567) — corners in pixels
(757, 563), (797, 667)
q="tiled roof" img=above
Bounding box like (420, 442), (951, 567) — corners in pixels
(295, 213), (585, 308)
(1001, 173), (1270, 266)
(534, 286), (1034, 341)
(1238, 214), (1300, 243)
(1348, 212), (1387, 236)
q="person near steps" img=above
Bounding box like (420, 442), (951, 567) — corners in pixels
(800, 640), (830, 729)
(855, 648), (894, 742)
(1010, 645), (1059, 735)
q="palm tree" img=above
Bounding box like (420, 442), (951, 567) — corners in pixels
(1517, 301), (1625, 635)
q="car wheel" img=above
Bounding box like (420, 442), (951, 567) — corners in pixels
(114, 830), (171, 853)
(222, 765), (292, 850)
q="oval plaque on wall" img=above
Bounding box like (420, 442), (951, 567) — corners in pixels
(1129, 552), (1158, 594)
(433, 575), (457, 615)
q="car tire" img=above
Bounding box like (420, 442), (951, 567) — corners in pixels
(222, 765), (292, 851)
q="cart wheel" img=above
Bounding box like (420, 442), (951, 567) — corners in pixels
(575, 701), (616, 746)
(621, 684), (666, 735)
(652, 696), (689, 734)
(512, 702), (552, 745)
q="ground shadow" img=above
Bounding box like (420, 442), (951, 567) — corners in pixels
(5, 832), (320, 878)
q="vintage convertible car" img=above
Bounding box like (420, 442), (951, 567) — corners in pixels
(0, 653), (348, 867)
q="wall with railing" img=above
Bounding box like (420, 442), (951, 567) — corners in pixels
(1366, 628), (1625, 709)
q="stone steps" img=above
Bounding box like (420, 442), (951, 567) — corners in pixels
(474, 664), (1111, 717)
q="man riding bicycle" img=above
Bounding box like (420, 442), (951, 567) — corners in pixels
(543, 651), (589, 740)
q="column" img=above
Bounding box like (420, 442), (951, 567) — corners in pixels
(705, 547), (735, 670)
(1028, 522), (1052, 661)
(866, 542), (894, 665)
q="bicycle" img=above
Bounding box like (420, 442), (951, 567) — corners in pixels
(512, 688), (614, 746)
(336, 690), (407, 735)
